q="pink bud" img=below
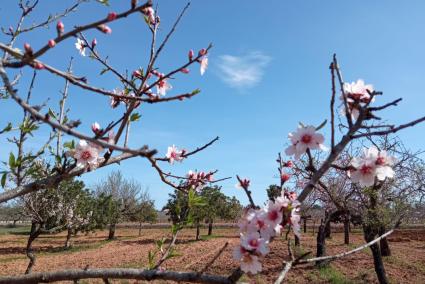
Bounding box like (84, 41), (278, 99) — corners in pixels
(97, 24), (112, 34)
(107, 12), (117, 21)
(48, 39), (56, 48)
(188, 49), (194, 61)
(285, 161), (293, 167)
(56, 21), (64, 34)
(198, 48), (207, 56)
(91, 38), (97, 48)
(91, 122), (101, 134)
(281, 173), (290, 183)
(34, 62), (45, 70)
(180, 68), (190, 74)
(133, 70), (142, 78)
(8, 26), (13, 34)
(24, 43), (32, 53)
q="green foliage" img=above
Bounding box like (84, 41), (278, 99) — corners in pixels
(266, 184), (281, 201)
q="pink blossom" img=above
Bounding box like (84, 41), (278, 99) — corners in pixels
(263, 201), (283, 232)
(73, 140), (101, 169)
(157, 79), (172, 96)
(24, 43), (32, 54)
(285, 125), (327, 160)
(241, 231), (269, 255)
(343, 79), (374, 103)
(280, 173), (290, 183)
(240, 254), (262, 274)
(180, 68), (190, 74)
(75, 38), (86, 56)
(188, 49), (194, 61)
(200, 56), (208, 75)
(166, 145), (184, 164)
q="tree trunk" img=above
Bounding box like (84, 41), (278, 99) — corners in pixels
(303, 218), (307, 233)
(64, 227), (73, 249)
(325, 218), (331, 239)
(316, 221), (327, 267)
(207, 220), (213, 236)
(295, 235), (300, 246)
(108, 223), (116, 240)
(363, 225), (389, 284)
(138, 222), (142, 237)
(312, 220), (316, 236)
(195, 222), (200, 241)
(344, 216), (350, 245)
(25, 222), (41, 274)
(379, 226), (391, 257)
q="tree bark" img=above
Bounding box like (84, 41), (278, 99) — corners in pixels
(379, 226), (391, 257)
(344, 215), (350, 245)
(295, 235), (300, 246)
(64, 227), (73, 249)
(316, 221), (327, 267)
(138, 222), (142, 237)
(363, 225), (389, 284)
(303, 218), (307, 233)
(108, 223), (116, 240)
(207, 220), (213, 236)
(325, 218), (331, 239)
(25, 222), (41, 274)
(195, 222), (200, 241)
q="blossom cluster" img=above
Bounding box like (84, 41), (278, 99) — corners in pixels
(166, 145), (185, 164)
(185, 170), (214, 192)
(233, 187), (300, 274)
(349, 146), (395, 187)
(341, 79), (374, 120)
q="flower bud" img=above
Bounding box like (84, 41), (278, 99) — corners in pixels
(97, 24), (112, 34)
(131, 0), (137, 9)
(280, 173), (290, 183)
(198, 48), (207, 56)
(180, 68), (189, 74)
(107, 12), (117, 21)
(34, 62), (45, 70)
(56, 21), (64, 34)
(24, 43), (33, 54)
(48, 39), (56, 48)
(91, 38), (97, 48)
(91, 122), (101, 134)
(188, 49), (194, 61)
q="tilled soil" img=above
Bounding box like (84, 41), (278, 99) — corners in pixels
(0, 227), (424, 283)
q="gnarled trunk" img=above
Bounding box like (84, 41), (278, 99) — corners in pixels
(208, 220), (213, 236)
(316, 221), (327, 267)
(379, 226), (391, 257)
(195, 222), (200, 241)
(108, 223), (116, 240)
(325, 218), (331, 239)
(138, 222), (143, 237)
(25, 222), (41, 274)
(64, 227), (73, 249)
(344, 215), (350, 245)
(363, 224), (388, 284)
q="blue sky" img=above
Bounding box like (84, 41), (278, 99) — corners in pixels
(1, 0), (425, 208)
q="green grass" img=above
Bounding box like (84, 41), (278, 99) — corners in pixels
(318, 266), (354, 284)
(0, 225), (30, 235)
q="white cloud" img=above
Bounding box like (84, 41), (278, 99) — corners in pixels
(216, 51), (271, 90)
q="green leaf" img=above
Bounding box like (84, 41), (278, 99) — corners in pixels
(100, 68), (110, 75)
(48, 108), (57, 120)
(1, 173), (7, 188)
(316, 119), (328, 131)
(191, 89), (201, 95)
(8, 152), (15, 168)
(64, 140), (75, 150)
(96, 0), (109, 6)
(130, 113), (141, 122)
(1, 122), (12, 133)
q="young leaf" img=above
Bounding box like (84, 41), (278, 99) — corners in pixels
(316, 119), (328, 131)
(8, 152), (15, 168)
(1, 173), (7, 188)
(130, 113), (141, 122)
